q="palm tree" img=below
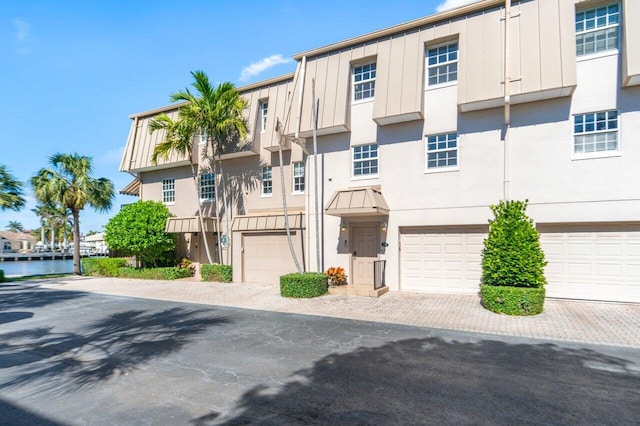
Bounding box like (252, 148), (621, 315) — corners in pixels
(31, 153), (114, 274)
(168, 71), (248, 264)
(6, 221), (24, 233)
(0, 165), (25, 211)
(32, 203), (50, 247)
(150, 114), (214, 264)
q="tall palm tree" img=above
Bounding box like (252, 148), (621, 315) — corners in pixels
(6, 221), (24, 233)
(31, 153), (114, 274)
(32, 203), (50, 247)
(168, 71), (248, 264)
(150, 114), (214, 264)
(0, 165), (25, 211)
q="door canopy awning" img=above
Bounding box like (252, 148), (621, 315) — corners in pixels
(232, 213), (305, 231)
(119, 177), (140, 196)
(165, 217), (217, 233)
(325, 187), (389, 217)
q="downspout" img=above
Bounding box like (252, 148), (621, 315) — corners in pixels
(503, 0), (511, 201)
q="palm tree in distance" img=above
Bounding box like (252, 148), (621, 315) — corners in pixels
(0, 165), (25, 211)
(167, 71), (248, 264)
(150, 114), (214, 264)
(6, 221), (24, 233)
(31, 153), (114, 274)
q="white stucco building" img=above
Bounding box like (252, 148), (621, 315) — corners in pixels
(120, 0), (640, 303)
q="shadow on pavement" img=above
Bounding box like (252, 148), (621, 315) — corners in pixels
(214, 337), (640, 425)
(0, 397), (64, 426)
(0, 307), (232, 392)
(0, 283), (87, 313)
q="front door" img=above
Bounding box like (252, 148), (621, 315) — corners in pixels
(351, 224), (379, 285)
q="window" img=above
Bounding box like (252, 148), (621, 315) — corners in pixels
(261, 166), (273, 195)
(292, 162), (305, 193)
(200, 173), (215, 201)
(353, 63), (376, 101)
(162, 179), (175, 204)
(260, 101), (268, 132)
(352, 144), (378, 177)
(573, 110), (618, 155)
(200, 132), (207, 145)
(426, 133), (458, 170)
(426, 42), (458, 86)
(576, 4), (620, 56)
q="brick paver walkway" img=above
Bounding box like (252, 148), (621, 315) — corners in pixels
(38, 276), (640, 348)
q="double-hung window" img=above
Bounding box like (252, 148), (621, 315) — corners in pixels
(353, 63), (376, 101)
(426, 42), (458, 86)
(292, 162), (305, 193)
(261, 166), (273, 196)
(260, 101), (268, 132)
(199, 173), (215, 201)
(162, 178), (175, 204)
(576, 4), (620, 56)
(426, 133), (458, 170)
(352, 144), (378, 178)
(573, 110), (618, 155)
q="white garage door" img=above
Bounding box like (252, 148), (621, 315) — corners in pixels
(400, 226), (486, 293)
(539, 223), (640, 303)
(242, 232), (300, 284)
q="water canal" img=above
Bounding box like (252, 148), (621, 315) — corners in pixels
(0, 259), (74, 277)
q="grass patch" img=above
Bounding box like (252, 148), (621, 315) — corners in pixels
(4, 273), (72, 283)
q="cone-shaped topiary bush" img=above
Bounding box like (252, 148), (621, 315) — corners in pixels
(481, 200), (547, 315)
(482, 199), (546, 288)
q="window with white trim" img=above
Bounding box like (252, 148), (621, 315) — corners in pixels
(162, 178), (175, 204)
(426, 42), (458, 86)
(353, 63), (376, 101)
(260, 101), (268, 132)
(292, 161), (305, 193)
(576, 3), (620, 56)
(426, 133), (458, 170)
(573, 110), (618, 155)
(261, 166), (273, 195)
(352, 144), (378, 177)
(199, 173), (215, 201)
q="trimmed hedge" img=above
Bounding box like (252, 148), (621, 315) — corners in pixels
(201, 264), (232, 282)
(81, 257), (193, 280)
(116, 267), (193, 280)
(82, 258), (128, 277)
(280, 272), (328, 298)
(481, 285), (545, 316)
(0, 270), (4, 283)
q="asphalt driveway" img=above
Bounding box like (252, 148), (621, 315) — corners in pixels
(1, 282), (639, 425)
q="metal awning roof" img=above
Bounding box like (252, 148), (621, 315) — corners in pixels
(119, 177), (140, 196)
(232, 213), (305, 231)
(165, 217), (217, 233)
(325, 187), (389, 217)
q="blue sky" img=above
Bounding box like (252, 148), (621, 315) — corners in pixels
(1, 0), (474, 234)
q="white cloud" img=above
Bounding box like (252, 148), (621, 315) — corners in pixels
(239, 54), (292, 82)
(12, 18), (31, 41)
(436, 0), (480, 13)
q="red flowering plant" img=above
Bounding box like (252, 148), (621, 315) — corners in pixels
(325, 266), (347, 286)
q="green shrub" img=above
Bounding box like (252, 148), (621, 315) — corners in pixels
(201, 264), (233, 282)
(481, 285), (545, 316)
(0, 270), (4, 283)
(482, 200), (547, 288)
(82, 258), (128, 277)
(116, 266), (192, 280)
(280, 272), (328, 298)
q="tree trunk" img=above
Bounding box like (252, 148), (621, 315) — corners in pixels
(72, 210), (81, 275)
(50, 224), (56, 252)
(218, 158), (231, 265)
(278, 140), (302, 273)
(190, 160), (213, 264)
(209, 138), (223, 265)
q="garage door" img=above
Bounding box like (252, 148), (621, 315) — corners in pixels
(242, 232), (301, 284)
(539, 223), (640, 303)
(400, 226), (486, 293)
